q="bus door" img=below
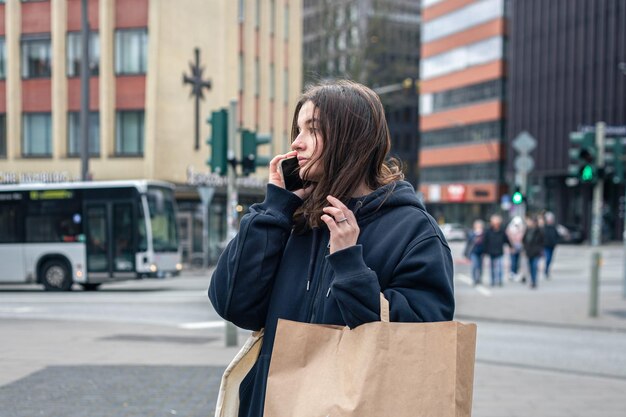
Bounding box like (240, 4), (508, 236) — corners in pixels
(0, 198), (26, 282)
(85, 201), (136, 278)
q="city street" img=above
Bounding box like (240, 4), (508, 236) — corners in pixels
(1, 243), (626, 416)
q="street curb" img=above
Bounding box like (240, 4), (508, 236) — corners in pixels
(455, 314), (626, 333)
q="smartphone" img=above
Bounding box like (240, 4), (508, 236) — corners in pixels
(280, 157), (305, 192)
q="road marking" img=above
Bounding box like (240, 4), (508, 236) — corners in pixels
(0, 307), (38, 313)
(456, 273), (492, 297)
(178, 321), (225, 330)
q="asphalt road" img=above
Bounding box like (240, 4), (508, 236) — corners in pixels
(1, 243), (626, 416)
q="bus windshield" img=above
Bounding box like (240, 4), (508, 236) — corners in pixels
(146, 186), (179, 252)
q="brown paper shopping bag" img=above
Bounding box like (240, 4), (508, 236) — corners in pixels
(264, 295), (476, 417)
(214, 329), (264, 417)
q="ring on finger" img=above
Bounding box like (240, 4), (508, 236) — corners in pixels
(336, 217), (348, 223)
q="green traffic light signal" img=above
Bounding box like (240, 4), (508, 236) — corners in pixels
(581, 164), (595, 182)
(512, 191), (523, 205)
(207, 109), (228, 176)
(241, 130), (271, 175)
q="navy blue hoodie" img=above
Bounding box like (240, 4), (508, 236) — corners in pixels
(209, 181), (454, 417)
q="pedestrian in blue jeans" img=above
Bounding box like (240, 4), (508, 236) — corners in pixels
(523, 216), (545, 289)
(464, 220), (485, 286)
(482, 214), (511, 287)
(542, 212), (559, 279)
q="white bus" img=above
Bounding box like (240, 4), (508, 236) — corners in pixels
(0, 180), (182, 291)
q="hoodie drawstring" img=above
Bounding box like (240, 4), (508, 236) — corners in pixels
(306, 227), (320, 291)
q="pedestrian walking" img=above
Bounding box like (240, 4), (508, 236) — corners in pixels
(505, 216), (525, 281)
(208, 80), (455, 417)
(482, 214), (511, 287)
(464, 220), (485, 286)
(542, 211), (559, 279)
(523, 215), (544, 289)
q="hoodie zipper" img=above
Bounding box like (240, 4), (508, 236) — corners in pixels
(307, 240), (330, 323)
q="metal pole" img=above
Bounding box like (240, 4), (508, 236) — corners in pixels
(202, 202), (209, 270)
(623, 183), (626, 298)
(80, 0), (90, 181)
(589, 121), (605, 317)
(225, 99), (239, 347)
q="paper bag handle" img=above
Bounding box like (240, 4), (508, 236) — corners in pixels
(380, 293), (390, 322)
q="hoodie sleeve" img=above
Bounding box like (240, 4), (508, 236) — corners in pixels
(208, 184), (303, 331)
(328, 235), (454, 329)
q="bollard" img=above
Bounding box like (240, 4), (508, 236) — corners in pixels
(589, 251), (601, 317)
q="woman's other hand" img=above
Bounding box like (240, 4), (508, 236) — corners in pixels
(321, 196), (360, 254)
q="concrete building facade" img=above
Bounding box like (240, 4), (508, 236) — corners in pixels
(0, 0), (303, 263)
(418, 0), (506, 224)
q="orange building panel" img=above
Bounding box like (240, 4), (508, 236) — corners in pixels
(67, 77), (100, 111)
(421, 100), (503, 131)
(22, 1), (52, 34)
(22, 79), (52, 112)
(116, 76), (146, 109)
(0, 82), (5, 113)
(423, 0), (475, 22)
(0, 5), (5, 35)
(67, 0), (99, 32)
(115, 0), (148, 29)
(420, 141), (502, 167)
(421, 61), (504, 94)
(419, 182), (499, 204)
(422, 18), (506, 58)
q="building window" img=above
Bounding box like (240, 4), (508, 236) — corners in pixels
(420, 37), (503, 80)
(238, 0), (245, 23)
(422, 0), (504, 42)
(68, 112), (100, 156)
(421, 121), (502, 148)
(283, 5), (289, 41)
(420, 80), (503, 115)
(283, 69), (288, 104)
(420, 162), (500, 183)
(255, 0), (261, 28)
(0, 37), (6, 80)
(67, 32), (100, 77)
(0, 114), (6, 158)
(21, 36), (52, 79)
(22, 113), (52, 157)
(115, 111), (144, 156)
(115, 29), (148, 75)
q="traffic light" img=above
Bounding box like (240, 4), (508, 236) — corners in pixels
(604, 137), (625, 184)
(511, 186), (524, 205)
(207, 109), (228, 176)
(241, 130), (271, 175)
(568, 131), (597, 184)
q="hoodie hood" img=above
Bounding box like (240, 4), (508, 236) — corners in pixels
(347, 181), (424, 224)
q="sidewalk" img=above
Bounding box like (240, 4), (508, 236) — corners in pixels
(451, 242), (626, 331)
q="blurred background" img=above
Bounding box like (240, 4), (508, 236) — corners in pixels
(1, 0), (625, 264)
(1, 1), (626, 416)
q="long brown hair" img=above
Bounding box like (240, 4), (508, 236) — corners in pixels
(291, 80), (404, 231)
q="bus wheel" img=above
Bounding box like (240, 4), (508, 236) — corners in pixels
(80, 283), (101, 291)
(41, 261), (73, 291)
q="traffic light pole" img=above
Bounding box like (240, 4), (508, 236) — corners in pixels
(225, 99), (239, 347)
(589, 121), (605, 317)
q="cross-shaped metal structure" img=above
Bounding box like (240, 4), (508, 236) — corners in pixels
(183, 48), (212, 150)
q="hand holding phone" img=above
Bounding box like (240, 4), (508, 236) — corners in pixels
(280, 157), (305, 192)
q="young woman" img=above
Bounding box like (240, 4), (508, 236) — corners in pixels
(209, 81), (454, 417)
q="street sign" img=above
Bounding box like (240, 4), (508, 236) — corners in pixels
(198, 186), (215, 205)
(514, 155), (535, 173)
(513, 131), (537, 154)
